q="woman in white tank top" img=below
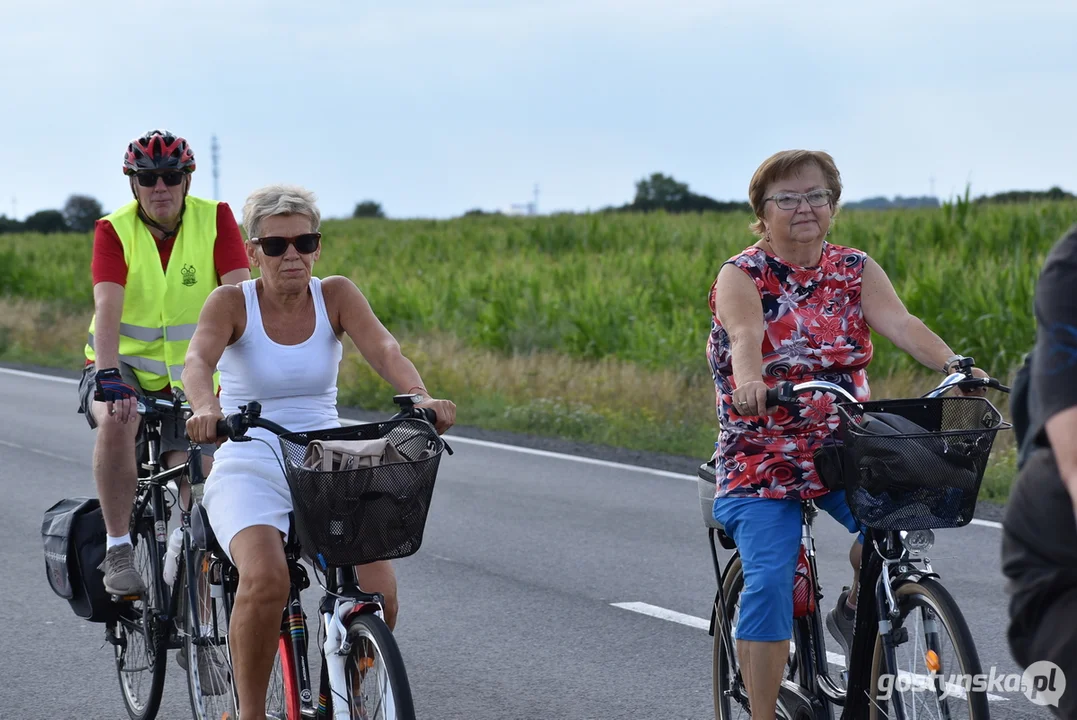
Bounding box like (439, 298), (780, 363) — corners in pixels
(181, 185), (456, 717)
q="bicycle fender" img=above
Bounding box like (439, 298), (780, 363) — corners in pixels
(890, 567), (940, 586)
(344, 601), (383, 620)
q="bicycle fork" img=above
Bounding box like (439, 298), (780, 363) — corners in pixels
(320, 595), (395, 720)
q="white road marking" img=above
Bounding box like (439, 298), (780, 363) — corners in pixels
(0, 367), (78, 384)
(1, 366), (1007, 530)
(612, 601), (1008, 702)
(0, 438), (81, 463)
(610, 602), (710, 630)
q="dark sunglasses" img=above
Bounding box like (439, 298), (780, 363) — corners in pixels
(250, 232), (321, 257)
(135, 170), (186, 187)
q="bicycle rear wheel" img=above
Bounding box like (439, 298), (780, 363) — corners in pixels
(712, 555), (799, 720)
(868, 578), (990, 719)
(113, 521), (167, 720)
(330, 613), (415, 720)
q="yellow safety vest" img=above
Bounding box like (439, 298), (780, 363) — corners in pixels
(85, 196), (220, 393)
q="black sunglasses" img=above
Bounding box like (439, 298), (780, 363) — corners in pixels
(250, 232), (321, 257)
(135, 170), (186, 187)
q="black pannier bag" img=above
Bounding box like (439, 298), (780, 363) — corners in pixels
(42, 497), (117, 623)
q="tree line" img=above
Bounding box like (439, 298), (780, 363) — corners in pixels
(4, 181), (1073, 236)
(0, 195), (104, 235)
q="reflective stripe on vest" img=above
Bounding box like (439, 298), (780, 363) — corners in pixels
(84, 196), (219, 393)
(164, 323), (199, 342)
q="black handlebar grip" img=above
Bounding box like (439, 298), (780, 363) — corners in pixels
(418, 407), (437, 426)
(215, 419), (232, 440)
(216, 414), (248, 440)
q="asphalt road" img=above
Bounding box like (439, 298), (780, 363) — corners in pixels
(0, 367), (1055, 719)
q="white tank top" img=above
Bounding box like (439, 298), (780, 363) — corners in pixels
(217, 277), (343, 445)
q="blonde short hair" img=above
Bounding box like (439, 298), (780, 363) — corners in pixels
(242, 184), (321, 238)
(748, 150), (842, 236)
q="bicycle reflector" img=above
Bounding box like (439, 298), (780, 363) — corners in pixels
(904, 529), (935, 555)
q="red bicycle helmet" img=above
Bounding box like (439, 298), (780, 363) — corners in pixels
(123, 129), (196, 175)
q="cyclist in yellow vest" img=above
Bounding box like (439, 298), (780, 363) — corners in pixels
(77, 130), (251, 597)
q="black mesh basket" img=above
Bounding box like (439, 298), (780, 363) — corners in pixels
(277, 418), (448, 567)
(834, 396), (1010, 531)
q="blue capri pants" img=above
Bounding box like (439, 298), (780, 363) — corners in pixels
(714, 492), (866, 642)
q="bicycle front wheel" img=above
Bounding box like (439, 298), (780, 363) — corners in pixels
(113, 521), (167, 720)
(182, 550), (237, 720)
(868, 577), (990, 719)
(331, 613), (415, 720)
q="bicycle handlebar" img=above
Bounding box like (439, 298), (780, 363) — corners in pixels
(136, 395), (192, 418)
(735, 356), (1010, 415)
(214, 393), (438, 442)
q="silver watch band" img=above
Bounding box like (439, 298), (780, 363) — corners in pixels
(942, 354), (965, 374)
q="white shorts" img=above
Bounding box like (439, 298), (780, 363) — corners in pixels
(202, 452), (293, 564)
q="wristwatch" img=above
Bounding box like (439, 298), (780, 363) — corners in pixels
(942, 354), (967, 374)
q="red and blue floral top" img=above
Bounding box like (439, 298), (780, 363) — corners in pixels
(706, 242), (873, 500)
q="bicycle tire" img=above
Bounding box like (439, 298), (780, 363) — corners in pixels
(182, 549), (238, 720)
(868, 577), (990, 720)
(329, 613), (416, 720)
(714, 554), (804, 720)
(113, 520), (167, 720)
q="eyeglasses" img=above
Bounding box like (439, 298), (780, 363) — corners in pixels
(765, 189), (832, 211)
(135, 171), (186, 188)
(250, 232), (321, 257)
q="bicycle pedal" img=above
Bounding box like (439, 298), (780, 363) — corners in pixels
(112, 593), (143, 602)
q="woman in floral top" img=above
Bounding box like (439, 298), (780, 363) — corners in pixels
(707, 149), (989, 719)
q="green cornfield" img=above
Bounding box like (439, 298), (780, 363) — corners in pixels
(3, 199), (1075, 501)
(4, 199), (1075, 381)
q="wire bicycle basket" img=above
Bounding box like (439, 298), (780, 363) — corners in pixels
(277, 418), (448, 567)
(822, 396), (1010, 531)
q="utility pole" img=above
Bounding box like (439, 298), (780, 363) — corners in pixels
(11, 196), (16, 220)
(930, 175), (936, 199)
(532, 183), (539, 215)
(211, 135), (220, 200)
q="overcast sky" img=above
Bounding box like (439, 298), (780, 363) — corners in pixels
(2, 0), (1075, 221)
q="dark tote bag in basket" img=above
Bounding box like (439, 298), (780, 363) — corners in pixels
(834, 396), (1010, 531)
(277, 418), (449, 568)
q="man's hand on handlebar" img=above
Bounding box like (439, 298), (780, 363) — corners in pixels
(186, 407), (225, 445)
(94, 368), (139, 424)
(731, 379), (775, 417)
(955, 367), (991, 397)
(416, 397), (457, 434)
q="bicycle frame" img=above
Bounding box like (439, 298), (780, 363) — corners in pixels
(106, 397), (207, 664)
(712, 506), (931, 719)
(206, 536), (393, 719)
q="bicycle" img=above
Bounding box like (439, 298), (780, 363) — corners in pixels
(699, 358), (1012, 720)
(103, 393), (216, 720)
(184, 393), (452, 720)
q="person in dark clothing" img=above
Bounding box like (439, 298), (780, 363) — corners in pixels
(1002, 222), (1077, 719)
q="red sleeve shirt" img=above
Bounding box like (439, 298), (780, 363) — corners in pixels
(91, 202), (249, 286)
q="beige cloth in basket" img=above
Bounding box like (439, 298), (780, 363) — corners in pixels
(303, 438), (408, 472)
